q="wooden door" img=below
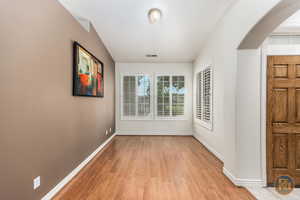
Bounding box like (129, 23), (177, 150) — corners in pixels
(267, 56), (300, 186)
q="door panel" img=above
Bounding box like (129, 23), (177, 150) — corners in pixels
(296, 65), (300, 78)
(273, 65), (288, 78)
(296, 135), (300, 170)
(272, 89), (288, 122)
(296, 90), (300, 122)
(273, 134), (289, 169)
(267, 56), (300, 186)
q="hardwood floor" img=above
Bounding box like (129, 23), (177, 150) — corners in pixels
(54, 136), (255, 200)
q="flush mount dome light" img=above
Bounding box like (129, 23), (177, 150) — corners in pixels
(148, 8), (162, 24)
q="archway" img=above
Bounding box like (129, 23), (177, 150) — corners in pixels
(236, 0), (300, 187)
(239, 0), (300, 49)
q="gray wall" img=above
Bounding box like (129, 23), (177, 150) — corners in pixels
(0, 0), (115, 199)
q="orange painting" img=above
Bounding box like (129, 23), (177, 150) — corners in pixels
(73, 42), (104, 97)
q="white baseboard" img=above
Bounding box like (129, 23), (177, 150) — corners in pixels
(193, 127), (265, 188)
(116, 130), (193, 136)
(223, 167), (264, 187)
(41, 133), (116, 200)
(223, 167), (236, 184)
(192, 132), (224, 162)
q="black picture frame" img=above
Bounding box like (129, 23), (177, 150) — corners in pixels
(73, 41), (104, 97)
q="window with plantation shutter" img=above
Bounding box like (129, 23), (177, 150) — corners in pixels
(196, 72), (202, 120)
(203, 68), (211, 121)
(123, 76), (136, 117)
(156, 75), (186, 119)
(196, 66), (213, 130)
(156, 76), (171, 117)
(121, 74), (152, 120)
(172, 76), (185, 116)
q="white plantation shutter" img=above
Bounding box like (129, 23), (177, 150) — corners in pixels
(121, 74), (152, 119)
(196, 72), (202, 120)
(196, 67), (213, 129)
(123, 76), (136, 117)
(156, 75), (185, 118)
(172, 76), (185, 116)
(137, 76), (151, 117)
(203, 68), (211, 122)
(156, 76), (171, 117)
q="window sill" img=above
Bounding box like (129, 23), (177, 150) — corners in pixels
(121, 117), (153, 121)
(155, 117), (188, 121)
(120, 117), (188, 121)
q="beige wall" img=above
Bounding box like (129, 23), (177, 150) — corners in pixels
(0, 0), (115, 199)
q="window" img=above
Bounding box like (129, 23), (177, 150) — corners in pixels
(196, 67), (213, 129)
(156, 75), (185, 119)
(121, 74), (152, 119)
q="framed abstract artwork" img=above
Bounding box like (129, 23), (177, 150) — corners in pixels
(73, 42), (104, 97)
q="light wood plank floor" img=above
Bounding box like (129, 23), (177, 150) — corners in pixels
(54, 136), (255, 200)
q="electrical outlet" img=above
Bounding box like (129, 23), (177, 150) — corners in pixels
(33, 176), (40, 190)
(105, 130), (108, 135)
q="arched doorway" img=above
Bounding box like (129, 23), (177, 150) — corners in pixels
(237, 0), (300, 186)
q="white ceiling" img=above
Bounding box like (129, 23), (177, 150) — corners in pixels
(58, 0), (236, 62)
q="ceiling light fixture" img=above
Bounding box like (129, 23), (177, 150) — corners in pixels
(148, 8), (162, 24)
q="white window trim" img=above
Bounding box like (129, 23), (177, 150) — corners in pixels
(120, 73), (154, 120)
(194, 66), (213, 130)
(154, 73), (188, 120)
